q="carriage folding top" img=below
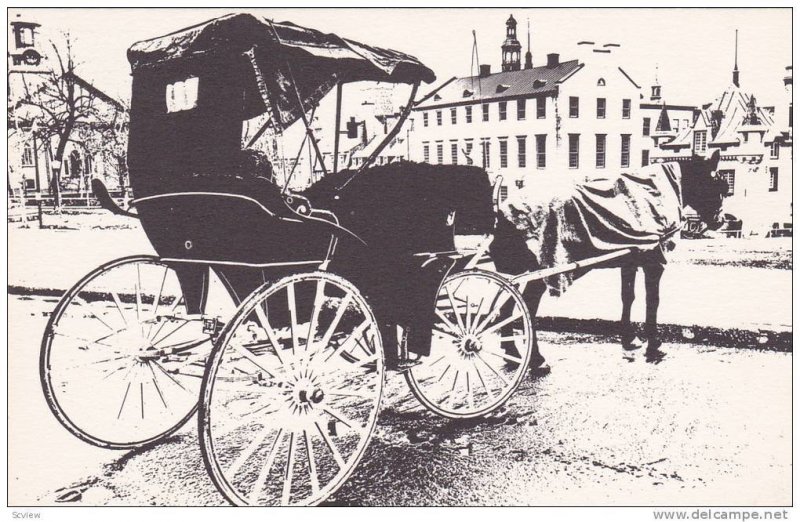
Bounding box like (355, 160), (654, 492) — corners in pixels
(124, 13), (438, 309)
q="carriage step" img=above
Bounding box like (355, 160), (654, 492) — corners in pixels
(392, 359), (423, 372)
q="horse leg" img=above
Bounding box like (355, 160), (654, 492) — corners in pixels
(522, 280), (548, 369)
(620, 264), (638, 349)
(643, 262), (665, 351)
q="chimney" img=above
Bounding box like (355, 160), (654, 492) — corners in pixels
(479, 64), (491, 77)
(546, 53), (559, 68)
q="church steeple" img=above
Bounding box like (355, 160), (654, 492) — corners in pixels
(501, 14), (522, 72)
(732, 29), (740, 87)
(524, 18), (533, 70)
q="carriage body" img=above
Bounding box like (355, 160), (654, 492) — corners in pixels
(40, 13), (537, 508)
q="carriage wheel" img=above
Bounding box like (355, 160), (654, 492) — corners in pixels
(199, 272), (383, 506)
(406, 269), (533, 419)
(40, 255), (214, 449)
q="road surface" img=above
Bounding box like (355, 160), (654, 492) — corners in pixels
(9, 295), (791, 506)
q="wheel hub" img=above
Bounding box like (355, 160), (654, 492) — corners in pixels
(459, 334), (483, 359)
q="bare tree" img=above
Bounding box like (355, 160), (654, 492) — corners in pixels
(16, 34), (114, 207)
(77, 102), (130, 193)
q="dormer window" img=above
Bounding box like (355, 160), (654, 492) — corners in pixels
(533, 79), (547, 89)
(434, 94), (442, 101)
(463, 89), (474, 98)
(166, 77), (199, 113)
(496, 84), (510, 93)
(597, 78), (606, 87)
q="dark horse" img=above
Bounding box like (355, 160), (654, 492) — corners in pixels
(490, 150), (727, 369)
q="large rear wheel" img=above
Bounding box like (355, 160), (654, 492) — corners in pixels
(199, 272), (383, 506)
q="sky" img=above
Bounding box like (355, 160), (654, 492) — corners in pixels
(9, 8), (792, 109)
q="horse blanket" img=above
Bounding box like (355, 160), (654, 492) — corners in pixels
(499, 162), (683, 295)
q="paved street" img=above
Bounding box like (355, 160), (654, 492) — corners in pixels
(10, 294), (791, 506)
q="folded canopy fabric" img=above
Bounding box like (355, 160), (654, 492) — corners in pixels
(500, 163), (683, 295)
(128, 13), (435, 129)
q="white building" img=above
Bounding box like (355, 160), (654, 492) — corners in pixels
(653, 59), (793, 236)
(410, 15), (643, 196)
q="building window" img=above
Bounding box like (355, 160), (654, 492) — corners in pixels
(436, 111), (443, 126)
(569, 97), (579, 118)
(536, 135), (546, 169)
(641, 149), (650, 167)
(422, 143), (430, 163)
(482, 104), (489, 122)
(673, 119), (680, 131)
(481, 139), (491, 169)
(771, 141), (780, 159)
(595, 134), (606, 168)
(466, 106), (473, 123)
(517, 136), (527, 168)
(596, 98), (606, 119)
(620, 134), (631, 168)
(769, 167), (779, 191)
(568, 134), (580, 168)
(622, 99), (631, 119)
(451, 108), (457, 125)
(464, 140), (474, 165)
(436, 142), (443, 164)
(536, 97), (546, 119)
(597, 78), (606, 87)
(21, 142), (34, 167)
(719, 169), (735, 196)
(499, 138), (508, 168)
(423, 112), (429, 127)
(693, 130), (707, 153)
(643, 117), (651, 136)
(451, 141), (458, 164)
(166, 76), (199, 113)
(517, 99), (526, 120)
(499, 102), (507, 121)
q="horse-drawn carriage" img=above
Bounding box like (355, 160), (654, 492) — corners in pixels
(40, 13), (715, 506)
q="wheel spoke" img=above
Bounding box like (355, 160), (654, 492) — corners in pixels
(230, 343), (278, 379)
(314, 421), (345, 469)
(323, 319), (371, 364)
(306, 280), (325, 352)
(318, 293), (353, 351)
(146, 362), (168, 408)
(151, 360), (191, 393)
(322, 406), (356, 431)
(473, 289), (512, 334)
(70, 295), (116, 332)
(135, 264), (144, 337)
(287, 282), (299, 356)
(476, 353), (508, 387)
(52, 331), (115, 349)
(484, 347), (523, 364)
(226, 423), (273, 479)
(253, 304), (286, 368)
(151, 320), (190, 348)
(445, 285), (466, 333)
(110, 292), (129, 327)
(464, 295), (472, 333)
(281, 432), (295, 506)
(147, 265), (169, 340)
(247, 428), (285, 504)
(478, 309), (523, 338)
(473, 363), (495, 401)
(304, 430), (320, 497)
(435, 309), (461, 337)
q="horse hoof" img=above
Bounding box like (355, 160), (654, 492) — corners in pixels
(622, 336), (643, 351)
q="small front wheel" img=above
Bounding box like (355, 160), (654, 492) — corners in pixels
(406, 269), (533, 418)
(199, 272), (383, 506)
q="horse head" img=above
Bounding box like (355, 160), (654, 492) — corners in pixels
(680, 149), (727, 230)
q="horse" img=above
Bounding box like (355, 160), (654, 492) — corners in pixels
(490, 150), (727, 370)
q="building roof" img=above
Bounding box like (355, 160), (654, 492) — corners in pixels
(664, 82), (775, 150)
(415, 59), (583, 110)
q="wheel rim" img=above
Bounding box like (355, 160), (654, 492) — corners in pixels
(41, 257), (213, 448)
(407, 270), (532, 418)
(201, 272), (383, 506)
